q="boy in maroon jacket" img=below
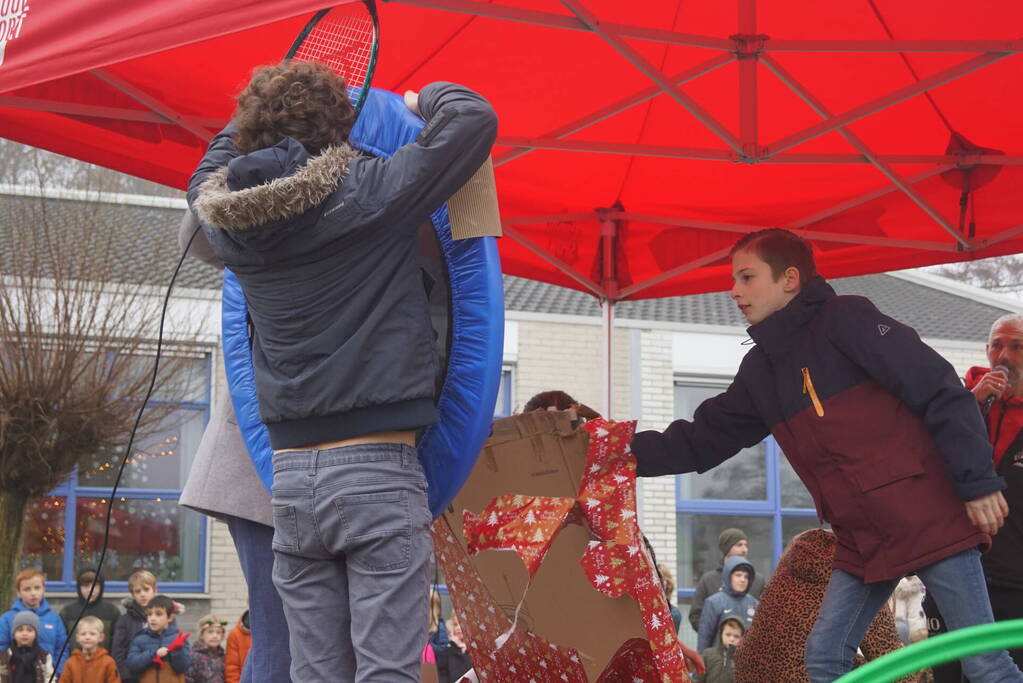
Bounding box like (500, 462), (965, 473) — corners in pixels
(631, 229), (1020, 682)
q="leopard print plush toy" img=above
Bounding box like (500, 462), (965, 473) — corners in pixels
(734, 528), (931, 683)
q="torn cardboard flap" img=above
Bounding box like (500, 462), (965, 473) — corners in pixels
(447, 157), (502, 240)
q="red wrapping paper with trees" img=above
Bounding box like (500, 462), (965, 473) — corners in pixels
(432, 418), (698, 682)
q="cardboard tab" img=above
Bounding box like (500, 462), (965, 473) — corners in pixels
(447, 157), (502, 240)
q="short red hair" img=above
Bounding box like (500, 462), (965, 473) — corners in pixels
(15, 568), (45, 591)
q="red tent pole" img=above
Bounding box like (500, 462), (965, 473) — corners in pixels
(737, 0), (761, 159)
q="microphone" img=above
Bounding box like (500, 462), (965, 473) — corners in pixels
(983, 364), (1010, 414)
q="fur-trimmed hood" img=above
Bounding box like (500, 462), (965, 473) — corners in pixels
(193, 138), (361, 232)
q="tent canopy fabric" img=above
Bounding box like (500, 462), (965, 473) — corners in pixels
(2, 0), (1021, 299)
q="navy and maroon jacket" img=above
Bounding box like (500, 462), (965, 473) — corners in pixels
(632, 276), (1004, 582)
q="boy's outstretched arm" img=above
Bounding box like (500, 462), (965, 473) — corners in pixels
(631, 371), (769, 477)
(824, 296), (1005, 508)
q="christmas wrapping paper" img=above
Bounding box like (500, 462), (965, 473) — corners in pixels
(432, 417), (695, 682)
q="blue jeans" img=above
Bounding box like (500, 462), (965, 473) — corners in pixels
(806, 548), (1023, 682)
(226, 516), (294, 683)
(270, 443), (433, 682)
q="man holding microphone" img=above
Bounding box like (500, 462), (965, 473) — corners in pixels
(966, 313), (1023, 669)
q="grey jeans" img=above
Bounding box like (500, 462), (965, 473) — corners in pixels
(270, 443), (433, 682)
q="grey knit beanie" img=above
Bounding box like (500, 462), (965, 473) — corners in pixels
(718, 528), (748, 557)
(12, 611), (39, 633)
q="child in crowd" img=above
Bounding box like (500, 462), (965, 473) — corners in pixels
(126, 596), (190, 683)
(426, 590), (447, 656)
(59, 616), (119, 683)
(435, 615), (473, 683)
(112, 570), (158, 683)
(185, 616), (224, 683)
(61, 569), (122, 650)
(0, 611), (54, 682)
(657, 563), (683, 634)
(698, 616), (744, 683)
(697, 556), (758, 653)
(0, 568), (69, 675)
(222, 611), (248, 683)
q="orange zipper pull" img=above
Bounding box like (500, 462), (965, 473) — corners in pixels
(802, 367), (824, 417)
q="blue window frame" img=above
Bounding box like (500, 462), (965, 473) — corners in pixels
(673, 380), (824, 601)
(21, 354), (212, 594)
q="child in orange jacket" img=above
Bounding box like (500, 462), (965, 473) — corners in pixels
(223, 612), (249, 683)
(60, 616), (119, 683)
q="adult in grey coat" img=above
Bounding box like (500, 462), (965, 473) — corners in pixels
(689, 528), (766, 632)
(177, 210), (292, 683)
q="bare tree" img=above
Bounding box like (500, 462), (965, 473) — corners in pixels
(0, 139), (185, 198)
(929, 255), (1023, 295)
(0, 163), (203, 607)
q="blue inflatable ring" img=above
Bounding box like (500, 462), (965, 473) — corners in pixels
(221, 88), (504, 518)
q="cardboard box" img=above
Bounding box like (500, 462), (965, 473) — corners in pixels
(433, 412), (689, 682)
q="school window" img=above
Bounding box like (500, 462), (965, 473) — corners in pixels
(19, 354), (212, 593)
(673, 378), (824, 636)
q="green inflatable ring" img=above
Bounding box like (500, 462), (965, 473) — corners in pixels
(836, 619), (1023, 683)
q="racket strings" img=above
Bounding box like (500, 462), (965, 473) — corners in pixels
(293, 15), (374, 89)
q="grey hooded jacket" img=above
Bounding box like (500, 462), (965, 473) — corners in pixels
(187, 82), (497, 449)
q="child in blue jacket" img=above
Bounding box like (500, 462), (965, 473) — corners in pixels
(127, 595), (190, 683)
(0, 569), (68, 675)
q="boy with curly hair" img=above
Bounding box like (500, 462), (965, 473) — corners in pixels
(188, 60), (497, 682)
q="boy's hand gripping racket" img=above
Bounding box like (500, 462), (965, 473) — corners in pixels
(286, 1), (380, 115)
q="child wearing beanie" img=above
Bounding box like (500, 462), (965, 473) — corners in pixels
(0, 611), (55, 682)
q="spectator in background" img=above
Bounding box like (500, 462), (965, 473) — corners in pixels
(657, 563), (683, 634)
(1, 611), (54, 682)
(697, 557), (758, 653)
(435, 616), (472, 683)
(427, 590), (447, 655)
(187, 615), (226, 683)
(689, 529), (765, 632)
(0, 568), (69, 675)
(698, 616), (744, 683)
(60, 568), (122, 651)
(59, 615), (119, 683)
(967, 312), (1023, 669)
(126, 595), (190, 683)
(224, 611), (250, 683)
(112, 570), (161, 683)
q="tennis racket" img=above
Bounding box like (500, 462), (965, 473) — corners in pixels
(285, 1), (380, 115)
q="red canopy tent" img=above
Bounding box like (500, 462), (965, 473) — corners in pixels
(2, 0), (1022, 408)
(2, 0), (1021, 294)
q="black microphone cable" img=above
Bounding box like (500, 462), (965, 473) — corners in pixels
(48, 223), (203, 683)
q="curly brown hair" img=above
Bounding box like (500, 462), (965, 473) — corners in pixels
(232, 61), (356, 155)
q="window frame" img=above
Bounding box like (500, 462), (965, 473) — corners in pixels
(29, 353), (212, 594)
